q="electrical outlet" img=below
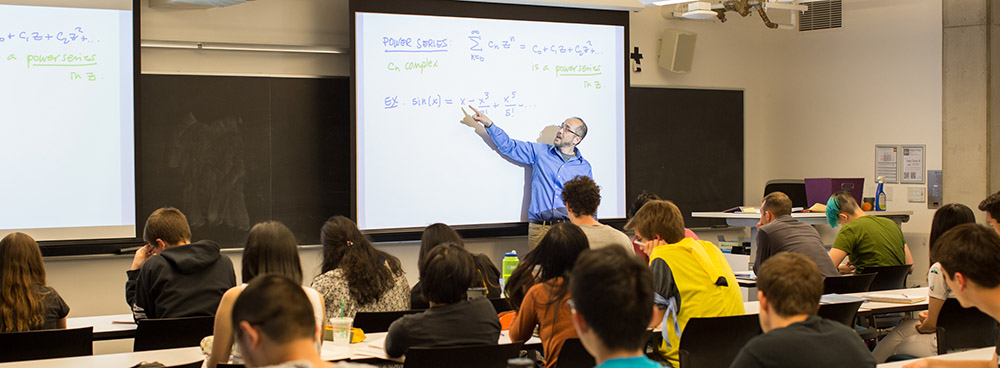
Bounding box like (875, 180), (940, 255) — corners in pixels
(908, 187), (925, 203)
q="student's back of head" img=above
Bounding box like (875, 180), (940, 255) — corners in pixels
(243, 221), (302, 284)
(505, 222), (589, 309)
(232, 274), (318, 367)
(143, 207), (191, 246)
(624, 199), (685, 243)
(761, 191), (793, 218)
(928, 203), (976, 264)
(418, 223), (464, 265)
(319, 215), (402, 304)
(825, 191), (860, 228)
(562, 175), (601, 217)
(570, 246), (653, 353)
(757, 252), (823, 321)
(0, 232), (49, 332)
(419, 242), (475, 305)
(933, 223), (1000, 289)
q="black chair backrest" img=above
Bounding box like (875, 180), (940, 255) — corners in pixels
(489, 298), (513, 313)
(134, 316), (215, 351)
(0, 327), (93, 363)
(764, 179), (807, 208)
(555, 338), (596, 368)
(823, 273), (876, 295)
(679, 314), (762, 368)
(217, 364), (245, 368)
(168, 361), (207, 368)
(404, 342), (524, 368)
(864, 265), (911, 291)
(353, 310), (425, 333)
(817, 301), (864, 327)
(936, 298), (998, 354)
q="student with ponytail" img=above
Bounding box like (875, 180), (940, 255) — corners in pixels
(0, 232), (69, 332)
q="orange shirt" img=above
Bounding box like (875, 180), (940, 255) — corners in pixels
(509, 277), (577, 368)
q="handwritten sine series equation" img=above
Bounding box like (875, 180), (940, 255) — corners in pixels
(383, 91), (532, 118)
(0, 27), (94, 45)
(381, 30), (600, 62)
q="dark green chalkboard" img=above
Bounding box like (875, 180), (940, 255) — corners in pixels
(139, 75), (350, 248)
(625, 87), (744, 228)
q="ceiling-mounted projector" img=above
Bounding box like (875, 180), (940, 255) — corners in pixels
(682, 2), (717, 19)
(149, 0), (253, 8)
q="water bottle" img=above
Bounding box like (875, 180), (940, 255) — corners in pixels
(502, 250), (519, 284)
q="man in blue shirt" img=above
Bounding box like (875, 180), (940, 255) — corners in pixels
(468, 105), (593, 248)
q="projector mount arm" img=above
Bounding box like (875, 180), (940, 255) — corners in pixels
(714, 0), (780, 29)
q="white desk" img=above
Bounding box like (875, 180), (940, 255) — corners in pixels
(692, 210), (913, 272)
(878, 347), (994, 367)
(0, 346), (204, 368)
(743, 287), (930, 316)
(66, 313), (136, 340)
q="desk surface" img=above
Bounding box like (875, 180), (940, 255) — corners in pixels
(743, 287), (929, 316)
(878, 347), (994, 367)
(692, 210), (913, 220)
(0, 346), (204, 368)
(66, 313), (135, 340)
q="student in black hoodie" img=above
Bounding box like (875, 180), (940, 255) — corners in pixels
(125, 207), (236, 320)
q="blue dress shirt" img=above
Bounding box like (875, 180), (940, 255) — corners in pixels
(486, 124), (593, 222)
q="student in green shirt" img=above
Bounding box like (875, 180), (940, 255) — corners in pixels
(825, 191), (913, 274)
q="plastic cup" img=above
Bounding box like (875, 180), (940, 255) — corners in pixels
(328, 317), (353, 346)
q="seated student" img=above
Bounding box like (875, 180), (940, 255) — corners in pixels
(0, 233), (69, 332)
(385, 243), (501, 357)
(625, 199), (744, 367)
(507, 222), (589, 368)
(730, 252), (876, 368)
(207, 221), (325, 368)
(311, 216), (409, 320)
(903, 224), (1000, 368)
(126, 207), (236, 320)
(826, 191), (913, 274)
(754, 191), (839, 277)
(410, 223), (501, 309)
(231, 274), (334, 368)
(562, 176), (634, 254)
(627, 191), (699, 263)
(873, 203), (976, 362)
(978, 190), (1000, 234)
(569, 246), (662, 368)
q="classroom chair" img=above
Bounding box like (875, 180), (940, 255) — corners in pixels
(822, 273), (876, 295)
(763, 179), (807, 208)
(353, 310), (425, 333)
(678, 314), (762, 368)
(403, 341), (525, 368)
(489, 298), (514, 313)
(865, 265), (911, 291)
(168, 361), (206, 368)
(0, 326), (93, 363)
(936, 298), (998, 354)
(817, 300), (864, 327)
(134, 316), (215, 351)
(555, 338), (596, 368)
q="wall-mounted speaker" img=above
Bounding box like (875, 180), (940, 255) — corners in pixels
(658, 29), (697, 74)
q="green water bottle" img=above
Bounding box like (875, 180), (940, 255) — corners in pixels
(502, 250), (519, 284)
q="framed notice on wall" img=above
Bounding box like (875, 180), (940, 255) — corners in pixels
(875, 145), (899, 183)
(900, 144), (925, 184)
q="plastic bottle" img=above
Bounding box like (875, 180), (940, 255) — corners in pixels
(874, 176), (887, 211)
(501, 250), (519, 284)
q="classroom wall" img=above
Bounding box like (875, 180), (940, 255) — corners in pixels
(42, 0), (948, 329)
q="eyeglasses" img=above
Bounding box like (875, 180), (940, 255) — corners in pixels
(559, 123), (580, 138)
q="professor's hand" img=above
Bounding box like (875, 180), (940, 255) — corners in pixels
(466, 105), (493, 127)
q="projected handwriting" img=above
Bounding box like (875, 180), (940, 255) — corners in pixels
(383, 36), (450, 53)
(386, 58), (439, 74)
(24, 53), (97, 68)
(0, 27), (93, 45)
(384, 91), (532, 117)
(531, 63), (603, 77)
(69, 71), (98, 82)
(466, 30), (600, 62)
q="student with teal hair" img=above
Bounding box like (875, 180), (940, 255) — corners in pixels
(825, 191), (913, 274)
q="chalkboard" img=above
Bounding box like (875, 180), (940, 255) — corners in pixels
(140, 75), (350, 248)
(137, 76), (741, 248)
(626, 87), (744, 228)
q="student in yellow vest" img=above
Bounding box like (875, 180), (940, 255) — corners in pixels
(626, 199), (744, 367)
